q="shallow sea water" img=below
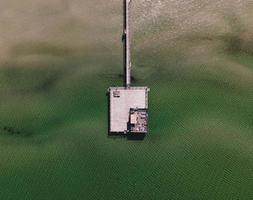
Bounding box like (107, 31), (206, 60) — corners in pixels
(0, 0), (252, 199)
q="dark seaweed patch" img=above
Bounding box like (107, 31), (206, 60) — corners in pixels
(10, 42), (74, 57)
(0, 126), (32, 137)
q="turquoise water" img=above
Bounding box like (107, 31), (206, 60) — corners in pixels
(0, 1), (252, 199)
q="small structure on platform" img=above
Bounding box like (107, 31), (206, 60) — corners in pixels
(108, 0), (149, 135)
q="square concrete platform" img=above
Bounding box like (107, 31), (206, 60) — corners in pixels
(108, 87), (149, 134)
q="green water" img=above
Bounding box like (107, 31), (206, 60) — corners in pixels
(0, 0), (252, 199)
